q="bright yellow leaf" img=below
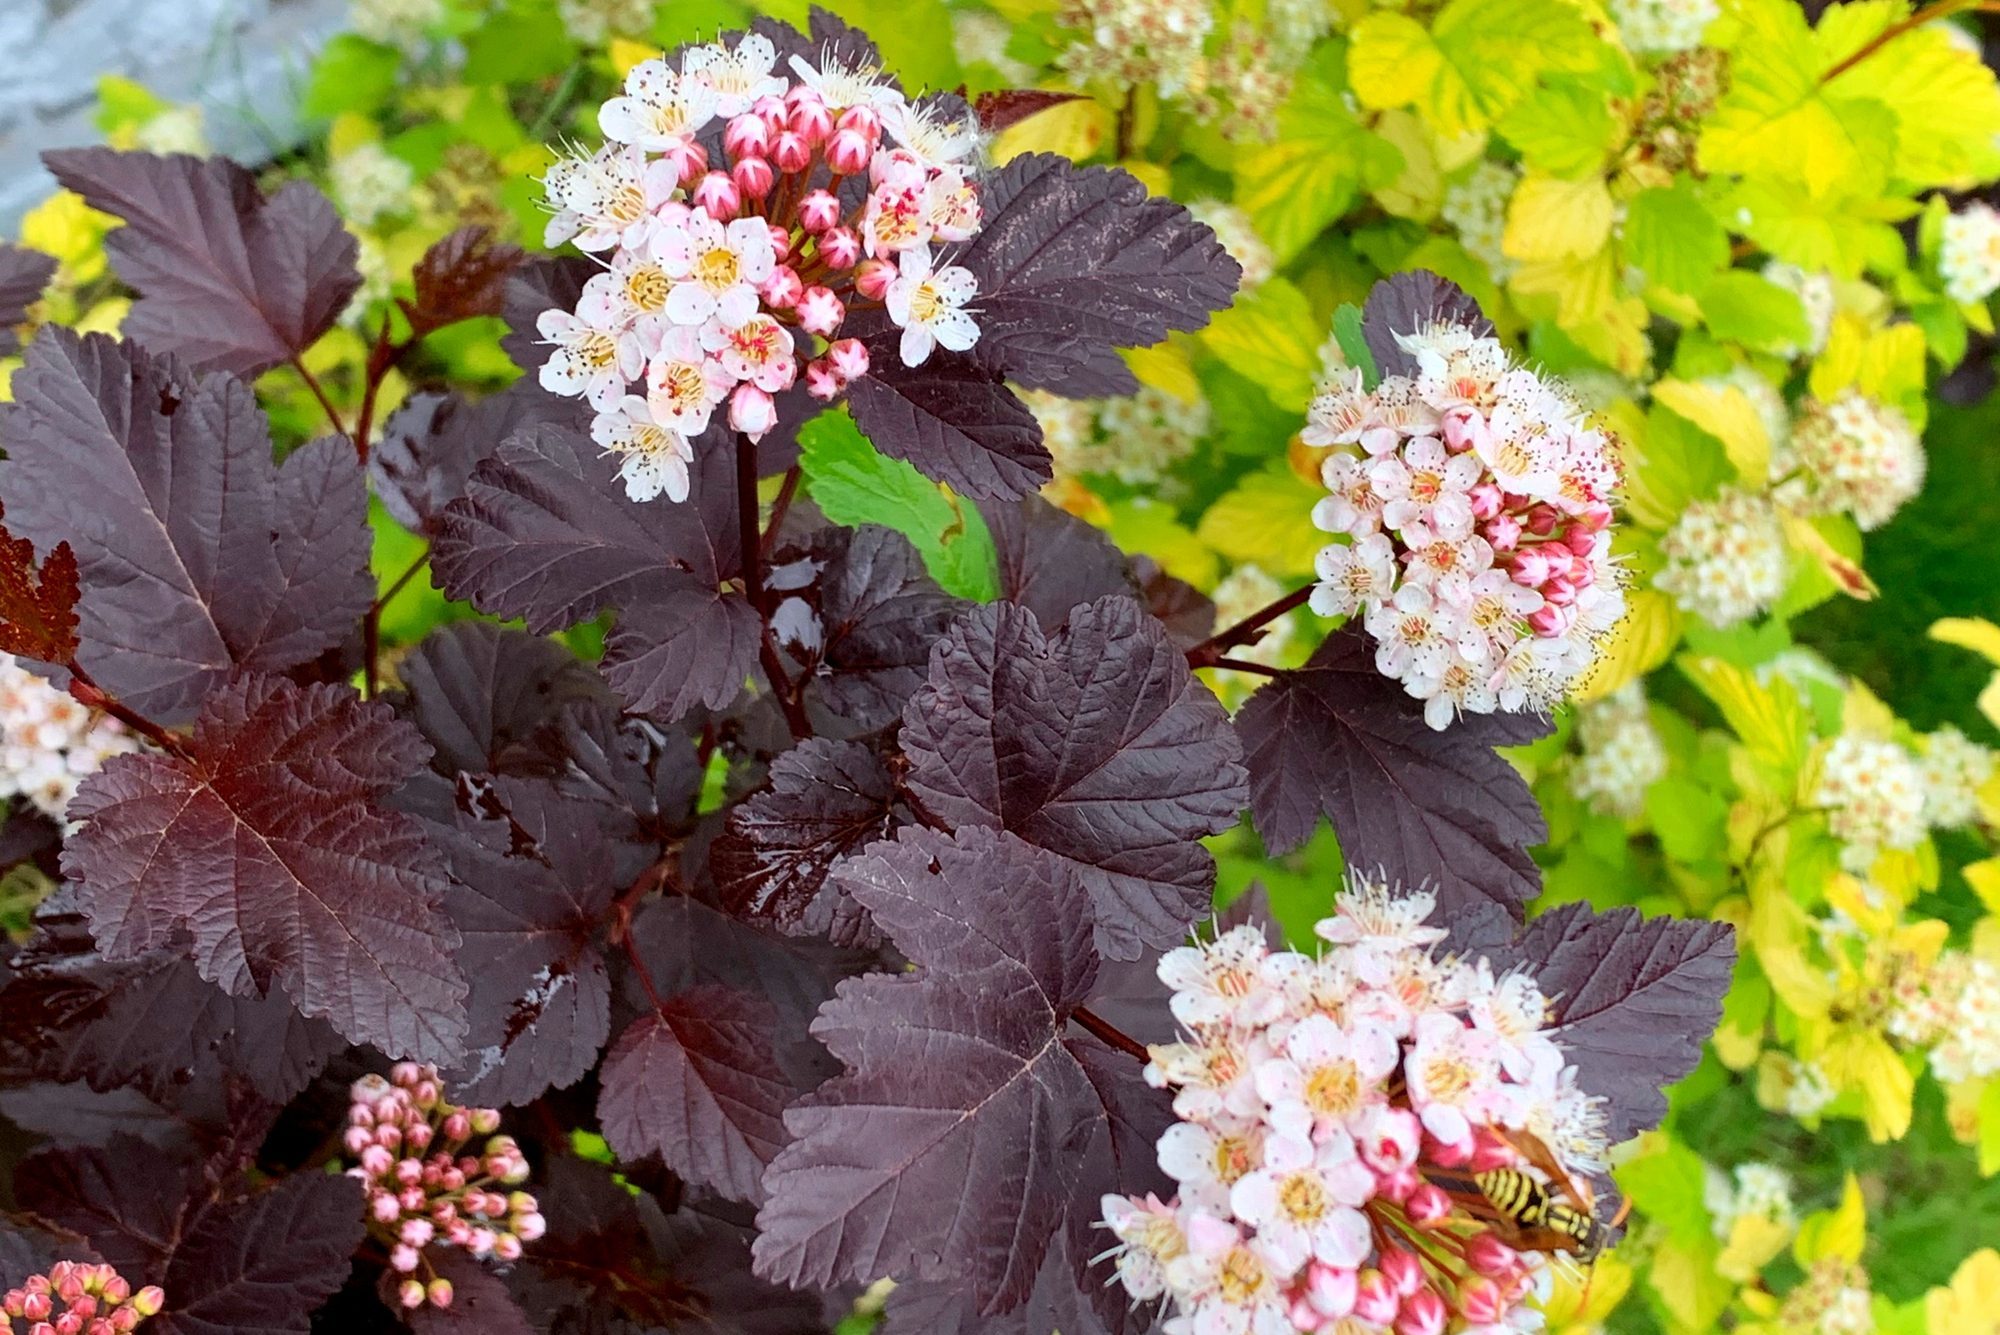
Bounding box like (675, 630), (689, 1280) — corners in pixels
(1779, 510), (1877, 602)
(1371, 110), (1443, 220)
(1195, 464), (1330, 578)
(1931, 616), (2000, 666)
(1651, 377), (1772, 482)
(1121, 342), (1202, 405)
(1928, 1249), (2000, 1335)
(1503, 173), (1613, 263)
(1794, 1173), (1868, 1263)
(989, 94), (1114, 164)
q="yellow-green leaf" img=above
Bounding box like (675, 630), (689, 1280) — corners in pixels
(1652, 376), (1772, 482)
(1575, 587), (1683, 702)
(1625, 181), (1729, 298)
(1200, 278), (1325, 414)
(1195, 462), (1329, 578)
(1794, 1173), (1867, 1265)
(1502, 173), (1613, 263)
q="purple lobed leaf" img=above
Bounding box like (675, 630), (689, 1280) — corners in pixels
(371, 382), (588, 535)
(794, 525), (967, 736)
(148, 1174), (367, 1335)
(63, 675), (468, 1064)
(979, 494), (1138, 632)
(1359, 270), (1494, 381)
(43, 149), (360, 379)
(899, 596), (1248, 959)
(843, 342), (1051, 501)
(0, 243), (57, 357)
(396, 621), (615, 780)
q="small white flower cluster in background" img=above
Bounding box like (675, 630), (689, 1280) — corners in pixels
(1211, 564), (1296, 669)
(1791, 391), (1926, 532)
(1813, 734), (1929, 872)
(1608, 0), (1720, 54)
(1930, 954), (2000, 1084)
(538, 33), (985, 502)
(1567, 683), (1668, 820)
(556, 0), (656, 45)
(1305, 323), (1626, 729)
(1781, 1259), (1875, 1335)
(344, 1064), (545, 1312)
(1704, 1162), (1798, 1240)
(1100, 877), (1610, 1335)
(1027, 384), (1212, 487)
(0, 656), (138, 823)
(1655, 486), (1791, 629)
(1440, 162), (1518, 284)
(330, 141), (415, 230)
(349, 0), (444, 51)
(1056, 0), (1214, 99)
(1918, 725), (1995, 828)
(1187, 199), (1274, 289)
(1762, 263), (1836, 360)
(1941, 201), (2000, 306)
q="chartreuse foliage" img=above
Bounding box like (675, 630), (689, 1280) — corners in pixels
(0, 0), (1992, 1330)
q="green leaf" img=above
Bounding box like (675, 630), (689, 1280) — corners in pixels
(1194, 462), (1326, 579)
(798, 410), (999, 601)
(1494, 79), (1618, 178)
(1697, 270), (1811, 352)
(1616, 1135), (1712, 1247)
(304, 35), (402, 120)
(1645, 775), (1730, 865)
(1331, 303), (1376, 388)
(1235, 53), (1404, 263)
(1200, 278), (1324, 413)
(1625, 181), (1729, 297)
(1347, 0), (1598, 139)
(463, 2), (577, 83)
(1983, 1078), (2000, 1176)
(652, 0), (750, 47)
(1105, 500), (1217, 587)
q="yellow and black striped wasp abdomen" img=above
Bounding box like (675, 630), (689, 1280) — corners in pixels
(1471, 1169), (1611, 1259)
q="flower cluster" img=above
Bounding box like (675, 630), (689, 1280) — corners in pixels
(1762, 263), (1835, 360)
(1188, 199), (1274, 290)
(329, 141), (414, 230)
(556, 0), (655, 45)
(1901, 951), (2000, 1084)
(1706, 1162), (1797, 1240)
(537, 33), (985, 502)
(1100, 878), (1610, 1335)
(1654, 486), (1790, 628)
(1918, 725), (1995, 828)
(1940, 201), (2000, 307)
(2, 1263), (163, 1335)
(0, 655), (139, 823)
(1790, 392), (1926, 532)
(1608, 0), (1720, 55)
(1212, 564), (1297, 670)
(1813, 734), (1928, 872)
(343, 1064), (544, 1311)
(1568, 683), (1667, 819)
(1056, 0), (1214, 100)
(1440, 164), (1517, 285)
(348, 0), (442, 51)
(1629, 47), (1729, 177)
(1305, 324), (1625, 729)
(1778, 1258), (1874, 1335)
(1030, 384), (1212, 487)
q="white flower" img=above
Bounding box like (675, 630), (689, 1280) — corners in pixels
(1097, 1194), (1186, 1301)
(537, 305), (646, 410)
(1459, 961), (1559, 1084)
(1609, 0), (1720, 54)
(593, 397), (696, 504)
(885, 247), (980, 367)
(1762, 262), (1835, 358)
(1165, 1214), (1296, 1335)
(653, 213), (776, 328)
(787, 49), (905, 110)
(1309, 533), (1397, 620)
(681, 33), (786, 118)
(1568, 683), (1667, 820)
(1187, 199), (1274, 290)
(1404, 1012), (1502, 1149)
(329, 142), (414, 229)
(1315, 876), (1446, 982)
(1941, 201), (2000, 306)
(1919, 725), (1994, 828)
(1253, 1013), (1398, 1144)
(1159, 925), (1276, 1029)
(1157, 1116), (1266, 1213)
(601, 61), (721, 153)
(1312, 453), (1385, 538)
(644, 325), (732, 435)
(0, 657), (139, 822)
(1228, 1133), (1374, 1271)
(543, 144), (678, 251)
(881, 98), (981, 169)
(1814, 733), (1928, 871)
(1792, 390), (1926, 531)
(701, 313), (798, 393)
(583, 245), (679, 326)
(1370, 435), (1481, 538)
(1365, 582), (1458, 681)
(1655, 486), (1790, 628)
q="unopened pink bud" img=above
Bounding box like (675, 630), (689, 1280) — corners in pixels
(730, 384), (778, 439)
(1542, 576), (1577, 607)
(1525, 503), (1561, 536)
(425, 1279), (454, 1309)
(399, 1186), (427, 1213)
(819, 226), (861, 270)
(1305, 1262), (1357, 1318)
(1508, 550), (1550, 588)
(1440, 405), (1486, 453)
(97, 1280), (126, 1307)
(828, 338), (869, 381)
(826, 128), (872, 176)
(805, 359), (843, 401)
(753, 92), (788, 130)
(360, 1145), (394, 1176)
(1563, 524), (1597, 557)
(733, 156), (775, 201)
(1354, 1271), (1399, 1325)
(725, 113), (770, 160)
(766, 223), (793, 264)
(109, 1311), (138, 1333)
(1468, 1129), (1516, 1173)
(413, 1081), (440, 1110)
(1465, 1232), (1519, 1277)
(1380, 1249), (1424, 1297)
(442, 1113), (471, 1142)
(514, 1212), (547, 1242)
(783, 82), (821, 111)
(399, 1218), (435, 1248)
(835, 104), (881, 139)
(797, 286), (845, 336)
(69, 1298), (96, 1321)
(665, 140), (709, 188)
(1583, 499), (1615, 529)
(371, 1192), (404, 1224)
(773, 131), (811, 173)
(391, 1062), (423, 1087)
(1528, 603), (1575, 637)
(21, 1294), (51, 1322)
(53, 1274), (83, 1305)
(694, 171), (741, 221)
(54, 1315), (82, 1335)
(31, 1321), (58, 1335)
(373, 1124), (402, 1151)
(342, 1126), (373, 1155)
(492, 1234), (524, 1262)
(403, 1122), (432, 1153)
(1405, 1184), (1452, 1227)
(1484, 514), (1523, 551)
(1395, 1288), (1447, 1335)
(854, 258), (895, 301)
(440, 1167), (467, 1192)
(1374, 1165), (1418, 1202)
(468, 1228), (498, 1258)
(1288, 1294), (1321, 1330)
(789, 98), (833, 146)
(761, 265), (804, 309)
(390, 1245), (420, 1274)
(1469, 483), (1504, 521)
(397, 1280), (425, 1310)
(799, 189), (841, 233)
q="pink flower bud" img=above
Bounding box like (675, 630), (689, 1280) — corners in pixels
(1525, 503), (1561, 537)
(1405, 1184), (1452, 1227)
(1305, 1262), (1357, 1318)
(725, 113), (770, 160)
(694, 171), (741, 221)
(399, 1218), (435, 1248)
(1508, 549), (1550, 588)
(854, 258), (895, 301)
(492, 1234), (524, 1262)
(664, 140), (710, 188)
(789, 98), (834, 146)
(753, 93), (788, 129)
(373, 1124), (402, 1151)
(826, 128), (872, 176)
(773, 131), (812, 173)
(836, 104), (881, 139)
(442, 1113), (471, 1142)
(514, 1212), (547, 1243)
(767, 223), (794, 264)
(111, 1310), (139, 1333)
(32, 1321), (59, 1335)
(1542, 576), (1577, 607)
(731, 385), (778, 439)
(391, 1062), (423, 1087)
(1465, 1232), (1519, 1277)
(413, 1081), (440, 1110)
(55, 1315), (83, 1335)
(359, 1145), (393, 1176)
(733, 156), (775, 201)
(761, 265), (804, 309)
(53, 1272), (84, 1304)
(390, 1245), (420, 1274)
(468, 1228), (498, 1258)
(1528, 603), (1575, 637)
(797, 286), (845, 336)
(1583, 499), (1615, 530)
(397, 1280), (425, 1310)
(425, 1279), (454, 1309)
(372, 1192), (405, 1223)
(1564, 524), (1597, 557)
(1380, 1248), (1424, 1297)
(1354, 1271), (1399, 1325)
(819, 226), (861, 271)
(401, 1186), (429, 1213)
(828, 338), (870, 381)
(799, 189), (841, 234)
(342, 1127), (373, 1155)
(1484, 513), (1523, 551)
(445, 1220), (474, 1247)
(1440, 405), (1487, 453)
(403, 1122), (433, 1154)
(805, 359), (843, 401)
(1374, 1165), (1418, 1202)
(22, 1293), (51, 1321)
(1395, 1288), (1447, 1335)
(1468, 1129), (1517, 1173)
(1468, 483), (1504, 521)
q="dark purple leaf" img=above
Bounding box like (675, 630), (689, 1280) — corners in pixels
(973, 89), (1089, 132)
(150, 1174), (367, 1335)
(407, 226), (525, 338)
(43, 149), (360, 378)
(531, 698), (703, 840)
(980, 495), (1136, 631)
(64, 675), (467, 1063)
(0, 804), (60, 872)
(601, 582), (762, 721)
(845, 343), (1050, 501)
(0, 1080), (206, 1152)
(1360, 271), (1493, 381)
(1492, 903), (1736, 1145)
(14, 1139), (195, 1276)
(1131, 555), (1215, 650)
(599, 984), (794, 1203)
(397, 621), (614, 779)
(753, 826), (1104, 1310)
(959, 154), (1240, 395)
(0, 243), (56, 357)
(500, 256), (594, 375)
(712, 738), (897, 941)
(0, 330), (371, 722)
(399, 1253), (535, 1335)
(371, 383), (588, 535)
(900, 597), (1247, 959)
(883, 1231), (1163, 1335)
(798, 525), (965, 735)
(1234, 625), (1551, 946)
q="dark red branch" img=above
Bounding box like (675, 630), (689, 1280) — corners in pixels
(1185, 584), (1313, 669)
(1071, 1005), (1150, 1062)
(65, 664), (190, 760)
(737, 432), (813, 740)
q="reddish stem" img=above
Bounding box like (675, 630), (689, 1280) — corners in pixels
(1071, 1005), (1150, 1062)
(1185, 584), (1313, 669)
(290, 356), (346, 438)
(66, 665), (190, 759)
(737, 431), (813, 740)
(760, 466), (802, 558)
(1209, 657), (1284, 678)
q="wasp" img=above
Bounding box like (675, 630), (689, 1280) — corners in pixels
(1428, 1131), (1623, 1261)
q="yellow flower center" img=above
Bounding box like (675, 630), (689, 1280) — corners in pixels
(909, 281), (946, 324)
(1411, 468), (1443, 503)
(609, 183), (648, 226)
(1212, 1135), (1255, 1185)
(697, 247), (742, 291)
(1218, 1248), (1267, 1305)
(626, 267), (672, 312)
(1305, 1061), (1362, 1117)
(1278, 1172), (1329, 1224)
(577, 331), (619, 369)
(659, 362), (707, 408)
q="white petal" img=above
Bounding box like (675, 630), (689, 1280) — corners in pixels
(899, 323), (935, 367)
(666, 284), (716, 326)
(931, 309), (979, 352)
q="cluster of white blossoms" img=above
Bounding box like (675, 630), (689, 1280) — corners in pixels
(1762, 1052), (1837, 1120)
(330, 141), (415, 230)
(0, 656), (138, 823)
(1654, 486), (1790, 628)
(1305, 323), (1626, 729)
(537, 33), (986, 502)
(1940, 201), (2000, 306)
(1056, 0), (1214, 99)
(1100, 879), (1610, 1335)
(1918, 725), (1995, 828)
(348, 0), (443, 51)
(1929, 954), (2000, 1084)
(556, 0), (655, 45)
(1704, 1162), (1797, 1240)
(951, 11), (1034, 84)
(1762, 263), (1836, 360)
(1567, 684), (1667, 820)
(1607, 0), (1720, 54)
(1440, 163), (1517, 284)
(1188, 199), (1275, 289)
(1790, 391), (1926, 531)
(1813, 734), (1929, 872)
(1212, 564), (1297, 669)
(1780, 1259), (1875, 1335)
(1029, 385), (1211, 486)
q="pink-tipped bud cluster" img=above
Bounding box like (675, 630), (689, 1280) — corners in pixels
(343, 1065), (543, 1312)
(1097, 876), (1613, 1335)
(2, 1263), (162, 1335)
(1304, 322), (1626, 730)
(535, 29), (987, 505)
